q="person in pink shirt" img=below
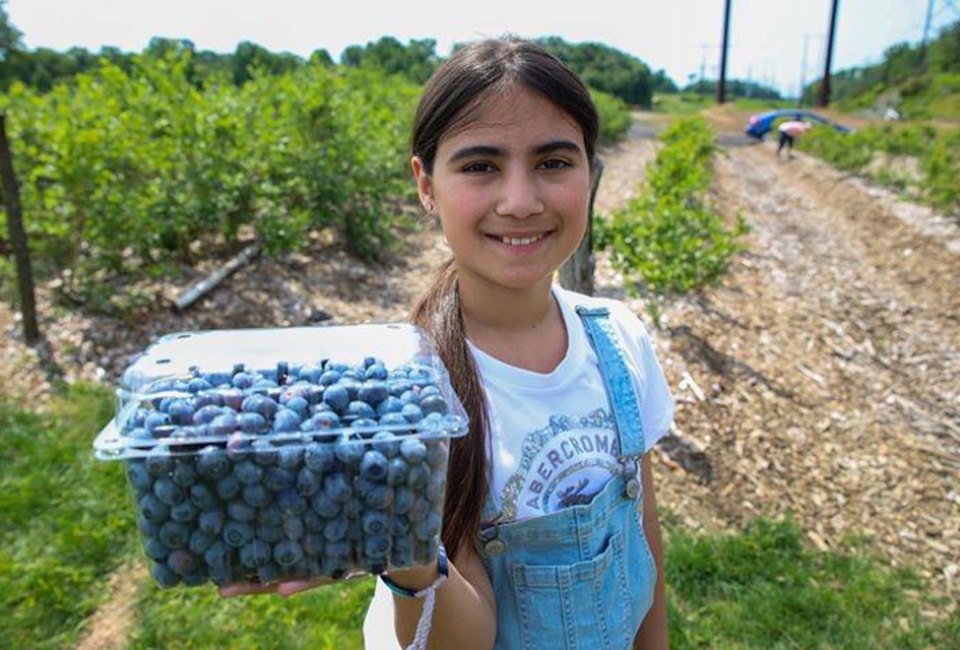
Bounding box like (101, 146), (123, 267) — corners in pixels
(777, 120), (812, 158)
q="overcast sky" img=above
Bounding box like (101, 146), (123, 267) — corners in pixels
(8, 0), (959, 97)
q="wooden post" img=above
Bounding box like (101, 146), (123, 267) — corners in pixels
(0, 114), (39, 344)
(560, 158), (604, 296)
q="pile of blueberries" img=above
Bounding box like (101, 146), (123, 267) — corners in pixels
(120, 356), (455, 588)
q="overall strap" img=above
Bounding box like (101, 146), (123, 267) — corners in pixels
(576, 305), (646, 459)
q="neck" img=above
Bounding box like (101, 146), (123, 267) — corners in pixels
(456, 269), (555, 335)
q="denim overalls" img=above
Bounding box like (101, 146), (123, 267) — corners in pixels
(475, 306), (658, 650)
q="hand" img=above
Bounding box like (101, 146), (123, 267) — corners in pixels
(218, 576), (335, 599)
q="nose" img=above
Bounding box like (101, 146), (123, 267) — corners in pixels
(495, 168), (544, 219)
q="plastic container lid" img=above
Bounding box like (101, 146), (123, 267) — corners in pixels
(94, 323), (468, 460)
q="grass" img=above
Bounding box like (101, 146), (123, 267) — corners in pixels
(1, 387), (957, 648)
(0, 382), (136, 649)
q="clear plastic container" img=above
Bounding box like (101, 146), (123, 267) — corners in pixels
(93, 324), (467, 589)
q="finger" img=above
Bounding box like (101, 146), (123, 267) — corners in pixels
(218, 582), (279, 598)
(276, 577), (329, 598)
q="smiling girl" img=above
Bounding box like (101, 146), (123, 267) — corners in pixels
(360, 37), (675, 649)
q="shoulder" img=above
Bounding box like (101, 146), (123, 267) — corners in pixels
(554, 286), (652, 340)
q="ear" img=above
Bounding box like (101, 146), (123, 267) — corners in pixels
(411, 156), (435, 214)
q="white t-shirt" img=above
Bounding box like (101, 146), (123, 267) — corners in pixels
(471, 286), (674, 521)
(362, 286), (674, 648)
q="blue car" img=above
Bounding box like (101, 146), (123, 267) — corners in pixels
(746, 108), (853, 140)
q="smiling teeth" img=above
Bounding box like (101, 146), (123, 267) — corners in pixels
(501, 234), (545, 246)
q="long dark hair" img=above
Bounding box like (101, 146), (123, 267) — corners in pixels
(409, 37), (599, 560)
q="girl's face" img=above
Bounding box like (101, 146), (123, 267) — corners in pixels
(412, 85), (591, 294)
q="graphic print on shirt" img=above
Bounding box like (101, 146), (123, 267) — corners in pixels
(498, 407), (628, 521)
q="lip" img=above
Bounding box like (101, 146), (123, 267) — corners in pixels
(485, 230), (553, 255)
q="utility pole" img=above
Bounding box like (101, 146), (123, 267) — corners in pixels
(923, 0), (936, 44)
(818, 0), (840, 107)
(718, 0), (732, 103)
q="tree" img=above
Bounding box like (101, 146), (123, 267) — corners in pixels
(0, 0), (22, 62)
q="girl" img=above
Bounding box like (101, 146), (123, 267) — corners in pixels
(225, 36), (674, 650)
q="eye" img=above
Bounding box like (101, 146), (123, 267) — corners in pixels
(539, 158), (572, 171)
(462, 161), (495, 173)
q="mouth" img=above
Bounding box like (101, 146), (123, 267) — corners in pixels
(488, 231), (551, 247)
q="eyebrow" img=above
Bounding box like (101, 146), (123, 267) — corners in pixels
(446, 140), (583, 164)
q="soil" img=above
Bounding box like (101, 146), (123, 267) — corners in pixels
(3, 107), (958, 646)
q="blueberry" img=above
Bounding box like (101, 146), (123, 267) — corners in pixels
(408, 496), (430, 522)
(171, 460), (198, 488)
(426, 472), (447, 503)
(310, 492), (341, 518)
(400, 403), (423, 423)
(391, 516), (412, 537)
(277, 489), (308, 516)
(302, 532), (325, 555)
(232, 372), (255, 390)
(139, 494), (171, 523)
(303, 510), (323, 532)
(375, 398), (403, 420)
(359, 450), (389, 481)
(273, 408), (302, 433)
(167, 549), (199, 575)
(342, 496), (364, 519)
(300, 365), (322, 384)
(388, 379), (413, 397)
(278, 446), (304, 470)
(127, 462), (152, 492)
(170, 500), (199, 523)
(399, 391), (420, 406)
(365, 361), (387, 378)
(158, 521), (190, 548)
(273, 540), (304, 567)
(296, 468), (321, 497)
(400, 438), (427, 464)
(322, 518), (348, 542)
(257, 505), (284, 527)
(223, 520), (255, 547)
(393, 487), (414, 515)
(304, 443), (335, 472)
(138, 513), (160, 537)
(283, 516), (306, 541)
(144, 537), (170, 561)
(238, 412), (268, 434)
(189, 483), (217, 510)
(188, 529), (216, 555)
(347, 519), (364, 542)
(386, 458), (409, 486)
(257, 562), (282, 584)
(209, 413), (239, 437)
(371, 431), (400, 458)
(196, 446), (230, 479)
(145, 411), (173, 434)
(226, 501), (256, 522)
(252, 439), (280, 466)
(407, 464), (430, 490)
(364, 534), (391, 559)
(264, 466), (296, 492)
(216, 474), (241, 500)
(198, 509), (225, 535)
(345, 401), (376, 421)
(413, 512), (442, 542)
(219, 387), (245, 411)
(204, 540), (233, 571)
(240, 540), (273, 569)
(241, 394), (278, 420)
(322, 385), (350, 413)
(335, 438), (365, 466)
(145, 448), (174, 477)
(284, 396), (310, 419)
(378, 412), (409, 430)
(241, 483), (272, 508)
(233, 460), (262, 486)
(361, 511), (390, 536)
(302, 411), (341, 433)
(256, 524), (284, 543)
(363, 484), (394, 510)
(194, 390), (224, 410)
(225, 433), (249, 461)
(188, 377), (213, 394)
(323, 474), (351, 503)
(319, 370), (341, 386)
(419, 385), (441, 398)
(152, 561), (181, 588)
(359, 380), (389, 406)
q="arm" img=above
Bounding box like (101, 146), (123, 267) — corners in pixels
(390, 539), (497, 650)
(633, 453), (669, 649)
